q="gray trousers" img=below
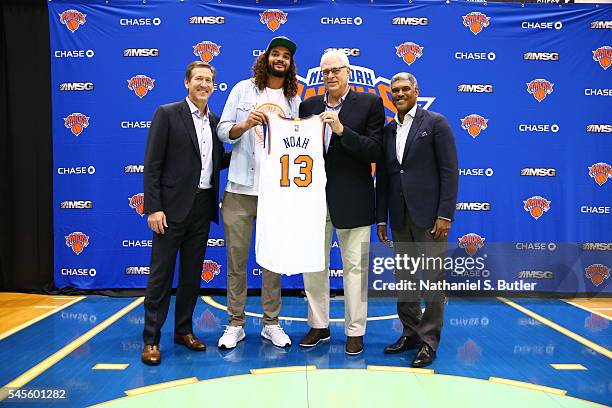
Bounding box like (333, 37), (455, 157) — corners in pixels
(221, 191), (281, 327)
(391, 212), (447, 350)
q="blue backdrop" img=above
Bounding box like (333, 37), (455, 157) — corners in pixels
(49, 0), (611, 293)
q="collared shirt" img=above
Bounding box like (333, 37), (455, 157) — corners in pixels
(226, 87), (288, 196)
(186, 97), (213, 189)
(217, 78), (301, 189)
(394, 103), (417, 164)
(323, 87), (350, 152)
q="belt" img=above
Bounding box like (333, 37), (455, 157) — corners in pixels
(196, 188), (212, 194)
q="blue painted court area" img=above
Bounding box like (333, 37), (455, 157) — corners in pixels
(0, 296), (610, 407)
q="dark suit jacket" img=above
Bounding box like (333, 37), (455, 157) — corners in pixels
(377, 106), (459, 231)
(144, 100), (227, 224)
(299, 90), (384, 229)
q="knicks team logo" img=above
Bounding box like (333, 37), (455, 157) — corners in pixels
(63, 113), (90, 136)
(193, 41), (221, 63)
(463, 12), (490, 35)
(395, 42), (423, 66)
(458, 233), (485, 256)
(195, 309), (221, 330)
(526, 79), (554, 102)
(128, 193), (145, 216)
(297, 65), (436, 122)
(255, 103), (286, 143)
(592, 46), (611, 70)
(65, 232), (89, 255)
(585, 263), (610, 287)
(127, 75), (155, 98)
(260, 9), (287, 32)
(201, 260), (221, 283)
(460, 114), (488, 138)
(585, 313), (609, 331)
(59, 9), (86, 32)
(523, 196), (551, 220)
(457, 339), (482, 364)
(588, 162), (612, 186)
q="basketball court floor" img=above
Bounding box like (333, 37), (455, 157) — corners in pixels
(0, 294), (610, 407)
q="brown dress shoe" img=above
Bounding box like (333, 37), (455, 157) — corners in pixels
(174, 333), (206, 351)
(345, 336), (364, 355)
(299, 328), (330, 348)
(141, 344), (161, 365)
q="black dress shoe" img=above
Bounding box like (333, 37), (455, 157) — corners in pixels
(411, 343), (436, 368)
(384, 335), (420, 354)
(345, 336), (364, 355)
(174, 333), (206, 351)
(299, 328), (330, 347)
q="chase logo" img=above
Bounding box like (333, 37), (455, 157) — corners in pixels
(521, 21), (562, 30)
(120, 17), (161, 26)
(121, 121), (151, 129)
(321, 17), (363, 26)
(57, 166), (96, 175)
(61, 268), (96, 277)
(54, 49), (94, 58)
(459, 168), (494, 177)
(455, 52), (496, 61)
(584, 88), (611, 97)
(519, 123), (559, 133)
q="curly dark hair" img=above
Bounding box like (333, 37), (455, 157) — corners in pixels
(252, 51), (298, 99)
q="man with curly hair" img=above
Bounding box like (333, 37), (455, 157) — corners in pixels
(217, 37), (300, 349)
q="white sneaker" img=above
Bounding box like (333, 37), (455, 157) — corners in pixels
(261, 324), (291, 348)
(218, 326), (245, 349)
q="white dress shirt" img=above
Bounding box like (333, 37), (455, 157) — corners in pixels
(186, 97), (213, 189)
(394, 103), (417, 164)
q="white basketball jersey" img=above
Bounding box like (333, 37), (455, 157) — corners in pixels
(255, 114), (326, 274)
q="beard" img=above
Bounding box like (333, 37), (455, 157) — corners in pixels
(267, 61), (288, 78)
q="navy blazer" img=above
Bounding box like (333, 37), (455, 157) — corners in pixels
(300, 90), (385, 229)
(144, 100), (229, 224)
(376, 106), (459, 231)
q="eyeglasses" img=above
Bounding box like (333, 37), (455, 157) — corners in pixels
(321, 66), (347, 77)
